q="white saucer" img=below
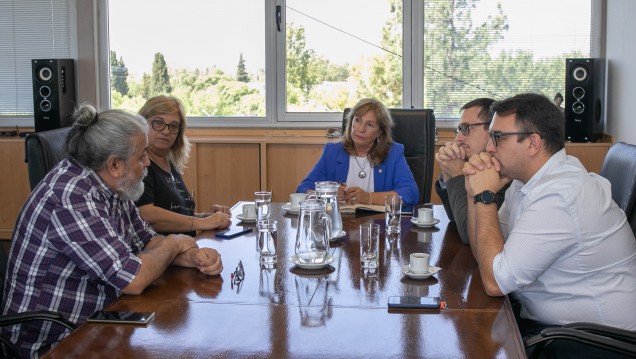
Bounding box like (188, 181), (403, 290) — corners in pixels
(282, 204), (300, 215)
(289, 254), (335, 270)
(236, 214), (257, 223)
(410, 218), (440, 228)
(400, 264), (441, 280)
(330, 230), (347, 241)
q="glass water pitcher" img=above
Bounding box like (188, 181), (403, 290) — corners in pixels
(314, 181), (343, 237)
(295, 199), (332, 264)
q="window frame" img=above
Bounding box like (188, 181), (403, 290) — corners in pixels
(0, 0), (603, 128)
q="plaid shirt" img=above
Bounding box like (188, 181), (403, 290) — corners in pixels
(1, 157), (156, 358)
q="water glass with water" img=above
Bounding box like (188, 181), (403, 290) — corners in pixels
(258, 221), (277, 267)
(384, 195), (402, 235)
(360, 223), (380, 269)
(255, 191), (272, 221)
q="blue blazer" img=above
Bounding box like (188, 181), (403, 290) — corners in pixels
(296, 142), (419, 206)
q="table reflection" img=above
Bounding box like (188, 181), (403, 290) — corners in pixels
(42, 203), (525, 359)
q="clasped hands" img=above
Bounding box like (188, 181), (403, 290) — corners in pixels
(462, 152), (511, 196)
(177, 236), (223, 275)
(197, 204), (232, 229)
(170, 235), (223, 276)
(435, 142), (467, 180)
(338, 183), (371, 205)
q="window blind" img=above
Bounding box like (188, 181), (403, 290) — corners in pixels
(423, 0), (592, 120)
(0, 0), (71, 118)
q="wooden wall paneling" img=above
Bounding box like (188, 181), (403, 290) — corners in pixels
(260, 142), (268, 192)
(195, 143), (260, 208)
(0, 129), (614, 239)
(565, 142), (612, 174)
(266, 143), (325, 202)
(0, 141), (31, 239)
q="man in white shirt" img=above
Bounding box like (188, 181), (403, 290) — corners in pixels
(463, 93), (636, 357)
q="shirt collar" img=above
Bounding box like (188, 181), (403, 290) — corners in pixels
(515, 148), (567, 195)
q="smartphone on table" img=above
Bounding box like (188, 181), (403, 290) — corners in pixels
(87, 310), (155, 325)
(387, 296), (446, 309)
(214, 227), (252, 239)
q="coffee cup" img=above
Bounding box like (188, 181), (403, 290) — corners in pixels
(289, 193), (305, 209)
(409, 253), (430, 274)
(417, 208), (433, 224)
(242, 204), (257, 220)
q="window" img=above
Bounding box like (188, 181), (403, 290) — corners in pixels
(423, 0), (592, 119)
(0, 0), (72, 122)
(0, 1), (597, 127)
(106, 0), (593, 125)
(284, 0), (403, 113)
(108, 0), (266, 118)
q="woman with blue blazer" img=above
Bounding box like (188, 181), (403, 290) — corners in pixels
(297, 98), (419, 208)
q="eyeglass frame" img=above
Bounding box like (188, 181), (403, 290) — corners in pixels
(455, 122), (490, 136)
(231, 260), (245, 289)
(488, 131), (535, 147)
(150, 118), (181, 134)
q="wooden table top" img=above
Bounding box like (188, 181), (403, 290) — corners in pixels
(42, 204), (525, 359)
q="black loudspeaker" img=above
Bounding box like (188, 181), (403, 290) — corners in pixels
(564, 58), (605, 142)
(32, 59), (76, 132)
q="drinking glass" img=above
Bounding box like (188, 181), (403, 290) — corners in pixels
(359, 223), (380, 269)
(258, 221), (277, 267)
(255, 191), (272, 221)
(384, 195), (402, 235)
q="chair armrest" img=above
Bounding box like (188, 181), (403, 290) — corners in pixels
(526, 327), (636, 359)
(563, 322), (636, 343)
(0, 310), (76, 331)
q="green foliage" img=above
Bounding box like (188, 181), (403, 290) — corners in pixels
(236, 53), (250, 82)
(109, 50), (129, 96)
(286, 23), (320, 101)
(109, 0), (582, 119)
(424, 0), (508, 117)
(150, 52), (172, 96)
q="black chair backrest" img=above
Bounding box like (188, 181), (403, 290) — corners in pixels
(600, 142), (636, 225)
(342, 108), (436, 204)
(24, 127), (71, 190)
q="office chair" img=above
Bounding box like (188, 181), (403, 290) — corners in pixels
(524, 142), (636, 358)
(24, 127), (71, 190)
(343, 108), (436, 204)
(600, 142), (636, 235)
(0, 246), (76, 358)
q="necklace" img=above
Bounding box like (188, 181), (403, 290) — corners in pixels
(353, 156), (370, 179)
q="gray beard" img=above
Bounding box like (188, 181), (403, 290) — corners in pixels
(118, 167), (148, 202)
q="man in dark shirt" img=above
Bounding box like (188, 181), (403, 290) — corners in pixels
(435, 98), (507, 244)
(1, 104), (223, 358)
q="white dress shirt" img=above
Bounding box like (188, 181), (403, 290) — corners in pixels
(493, 149), (636, 330)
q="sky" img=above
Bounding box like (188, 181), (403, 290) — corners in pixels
(108, 0), (591, 77)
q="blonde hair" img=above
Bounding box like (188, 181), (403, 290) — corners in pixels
(138, 95), (191, 173)
(342, 98), (394, 165)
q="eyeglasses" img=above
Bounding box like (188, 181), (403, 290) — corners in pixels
(231, 260), (245, 290)
(150, 119), (181, 134)
(488, 131), (535, 147)
(455, 122), (490, 136)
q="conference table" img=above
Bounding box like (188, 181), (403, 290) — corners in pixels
(42, 203), (526, 358)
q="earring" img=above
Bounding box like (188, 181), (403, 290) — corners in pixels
(376, 137), (380, 143)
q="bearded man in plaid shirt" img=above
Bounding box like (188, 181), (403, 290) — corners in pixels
(1, 104), (223, 358)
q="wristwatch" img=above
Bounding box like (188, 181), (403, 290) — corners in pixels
(474, 190), (497, 204)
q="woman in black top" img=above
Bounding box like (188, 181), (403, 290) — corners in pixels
(136, 96), (231, 235)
